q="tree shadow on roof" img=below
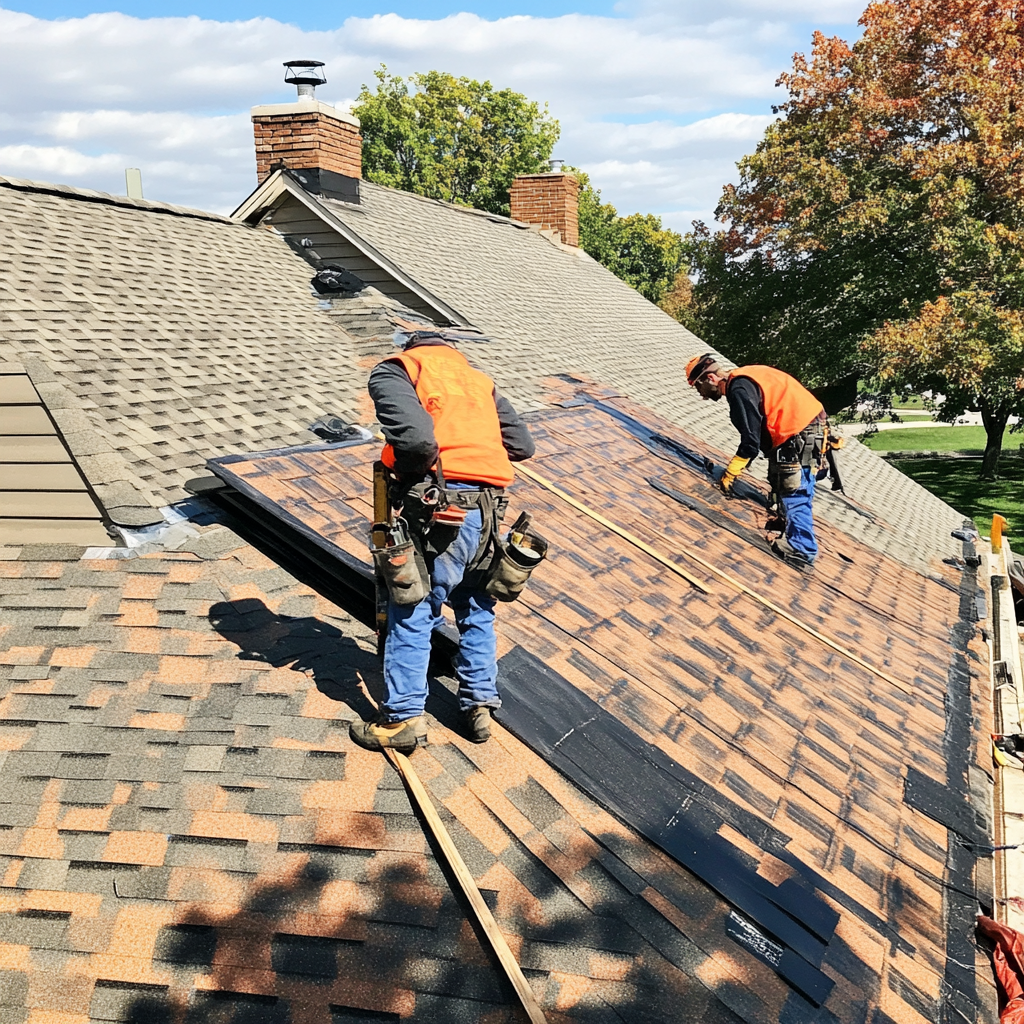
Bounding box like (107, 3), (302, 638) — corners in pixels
(105, 820), (752, 1024)
(109, 855), (455, 1024)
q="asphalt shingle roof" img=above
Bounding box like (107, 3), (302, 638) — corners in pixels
(0, 534), (768, 1024)
(0, 169), (997, 1023)
(303, 180), (966, 571)
(195, 384), (997, 1022)
(0, 172), (966, 572)
(0, 178), (394, 524)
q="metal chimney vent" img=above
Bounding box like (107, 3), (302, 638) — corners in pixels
(548, 158), (564, 172)
(284, 60), (326, 100)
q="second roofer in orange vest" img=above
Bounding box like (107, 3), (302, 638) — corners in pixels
(350, 325), (539, 754)
(686, 353), (826, 569)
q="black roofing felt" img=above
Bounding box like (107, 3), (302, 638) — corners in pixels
(941, 545), (986, 1019)
(496, 644), (837, 1007)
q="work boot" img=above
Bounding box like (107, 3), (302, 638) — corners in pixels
(770, 536), (814, 571)
(349, 714), (427, 754)
(461, 706), (492, 744)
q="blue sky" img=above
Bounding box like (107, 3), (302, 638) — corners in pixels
(9, 0), (621, 22)
(0, 0), (864, 224)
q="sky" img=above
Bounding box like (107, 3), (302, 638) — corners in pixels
(0, 0), (866, 231)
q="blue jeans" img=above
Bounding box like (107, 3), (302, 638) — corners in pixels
(382, 503), (500, 722)
(781, 466), (818, 561)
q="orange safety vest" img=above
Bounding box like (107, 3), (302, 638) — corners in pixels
(727, 365), (824, 449)
(380, 345), (515, 488)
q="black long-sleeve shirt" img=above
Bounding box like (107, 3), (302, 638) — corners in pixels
(368, 343), (535, 478)
(725, 376), (773, 460)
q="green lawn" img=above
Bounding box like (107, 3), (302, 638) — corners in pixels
(891, 457), (1024, 532)
(861, 424), (1017, 453)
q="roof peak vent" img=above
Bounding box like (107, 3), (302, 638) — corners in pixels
(284, 59), (326, 101)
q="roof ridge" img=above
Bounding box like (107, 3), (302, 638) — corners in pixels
(357, 179), (531, 228)
(0, 176), (232, 223)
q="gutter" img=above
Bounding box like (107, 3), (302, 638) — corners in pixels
(988, 520), (1024, 927)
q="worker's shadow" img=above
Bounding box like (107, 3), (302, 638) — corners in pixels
(208, 598), (382, 721)
(207, 599), (461, 728)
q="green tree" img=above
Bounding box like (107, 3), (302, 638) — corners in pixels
(574, 170), (688, 305)
(865, 292), (1024, 478)
(353, 66), (560, 216)
(354, 71), (687, 311)
(686, 0), (1024, 473)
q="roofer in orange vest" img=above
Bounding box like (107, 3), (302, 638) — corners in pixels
(686, 353), (826, 569)
(350, 327), (536, 753)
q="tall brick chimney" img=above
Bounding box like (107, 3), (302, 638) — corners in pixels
(509, 172), (579, 247)
(251, 98), (362, 190)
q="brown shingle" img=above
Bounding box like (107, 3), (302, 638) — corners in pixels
(200, 389), (994, 1022)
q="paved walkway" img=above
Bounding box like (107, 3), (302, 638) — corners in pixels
(844, 411), (1020, 436)
(845, 415), (979, 436)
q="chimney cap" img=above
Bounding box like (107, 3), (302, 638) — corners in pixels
(284, 60), (326, 87)
(548, 158), (564, 172)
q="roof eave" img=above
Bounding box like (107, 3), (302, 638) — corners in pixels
(230, 172), (474, 329)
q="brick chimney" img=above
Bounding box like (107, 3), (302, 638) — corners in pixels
(251, 98), (362, 189)
(509, 172), (579, 247)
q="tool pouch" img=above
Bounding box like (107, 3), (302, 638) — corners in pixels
(483, 513), (549, 603)
(372, 519), (430, 606)
(769, 441), (803, 496)
(771, 462), (803, 496)
(772, 414), (825, 496)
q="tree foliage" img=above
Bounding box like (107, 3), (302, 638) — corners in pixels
(687, 0), (1024, 474)
(864, 292), (1024, 477)
(354, 69), (688, 314)
(574, 170), (688, 305)
(353, 66), (560, 216)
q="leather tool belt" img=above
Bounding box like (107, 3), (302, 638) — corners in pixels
(385, 471), (546, 604)
(769, 412), (827, 496)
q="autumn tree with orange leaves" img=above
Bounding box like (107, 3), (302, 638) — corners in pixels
(687, 0), (1024, 477)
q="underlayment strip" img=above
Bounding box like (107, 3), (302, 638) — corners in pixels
(495, 644), (837, 1006)
(939, 532), (983, 1024)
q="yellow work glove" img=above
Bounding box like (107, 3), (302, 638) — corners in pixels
(720, 455), (751, 495)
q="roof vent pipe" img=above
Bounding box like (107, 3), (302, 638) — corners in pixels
(125, 168), (143, 199)
(284, 59), (326, 100)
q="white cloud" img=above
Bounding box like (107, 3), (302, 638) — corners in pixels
(38, 110), (249, 151)
(0, 144), (122, 177)
(620, 0), (864, 26)
(0, 4), (859, 223)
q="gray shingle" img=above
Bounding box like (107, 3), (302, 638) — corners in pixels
(313, 181), (964, 570)
(0, 180), (370, 515)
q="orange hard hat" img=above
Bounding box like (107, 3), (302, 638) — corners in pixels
(686, 353), (721, 386)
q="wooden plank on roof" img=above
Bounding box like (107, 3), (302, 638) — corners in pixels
(0, 375), (39, 403)
(0, 518), (109, 545)
(0, 464), (87, 490)
(1, 491), (100, 518)
(0, 436), (72, 462)
(0, 407), (54, 435)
